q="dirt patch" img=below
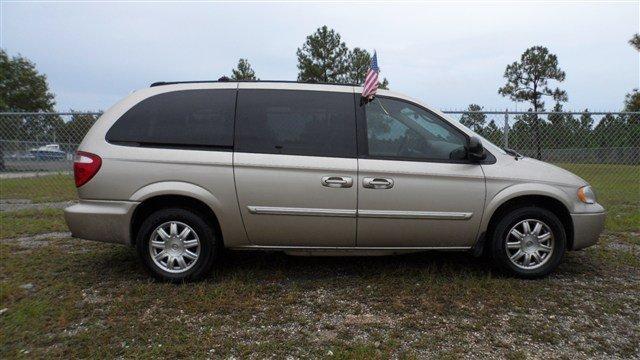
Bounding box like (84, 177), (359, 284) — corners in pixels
(2, 232), (71, 249)
(0, 199), (76, 212)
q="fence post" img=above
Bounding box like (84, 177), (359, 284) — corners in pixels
(503, 108), (509, 148)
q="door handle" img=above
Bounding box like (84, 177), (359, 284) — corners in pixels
(363, 177), (394, 189)
(321, 176), (353, 188)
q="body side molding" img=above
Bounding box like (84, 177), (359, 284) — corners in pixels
(247, 206), (473, 220)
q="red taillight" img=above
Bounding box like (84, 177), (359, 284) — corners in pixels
(73, 151), (102, 187)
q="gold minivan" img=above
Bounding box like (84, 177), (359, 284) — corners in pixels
(65, 81), (605, 281)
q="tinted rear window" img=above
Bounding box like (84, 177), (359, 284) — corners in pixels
(106, 89), (236, 148)
(235, 89), (356, 157)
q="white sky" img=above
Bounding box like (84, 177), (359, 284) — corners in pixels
(1, 1), (638, 112)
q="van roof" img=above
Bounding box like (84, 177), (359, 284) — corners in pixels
(150, 79), (359, 87)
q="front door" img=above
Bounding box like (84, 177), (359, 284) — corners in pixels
(233, 85), (358, 247)
(356, 97), (486, 248)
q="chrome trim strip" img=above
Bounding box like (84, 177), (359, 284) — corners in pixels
(358, 210), (473, 220)
(247, 206), (472, 220)
(247, 206), (356, 217)
(231, 245), (472, 251)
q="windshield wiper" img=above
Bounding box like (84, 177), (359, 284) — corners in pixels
(503, 148), (523, 160)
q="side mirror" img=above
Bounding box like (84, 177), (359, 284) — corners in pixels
(467, 136), (486, 161)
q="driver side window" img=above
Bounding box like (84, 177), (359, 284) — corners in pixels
(364, 97), (467, 161)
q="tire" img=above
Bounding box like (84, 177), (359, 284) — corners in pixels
(136, 207), (218, 282)
(490, 206), (566, 279)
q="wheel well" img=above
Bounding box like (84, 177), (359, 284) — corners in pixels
(485, 195), (574, 251)
(130, 195), (223, 247)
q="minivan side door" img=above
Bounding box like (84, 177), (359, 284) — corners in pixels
(233, 84), (358, 247)
(356, 96), (486, 248)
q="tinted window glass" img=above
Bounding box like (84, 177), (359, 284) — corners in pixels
(236, 90), (356, 157)
(106, 89), (236, 147)
(365, 97), (467, 161)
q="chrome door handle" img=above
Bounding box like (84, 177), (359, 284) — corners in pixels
(321, 176), (353, 188)
(363, 177), (394, 189)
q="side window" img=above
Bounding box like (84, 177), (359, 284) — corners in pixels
(106, 89), (236, 148)
(235, 89), (357, 158)
(365, 98), (467, 161)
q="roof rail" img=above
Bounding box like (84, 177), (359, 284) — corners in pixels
(150, 79), (359, 87)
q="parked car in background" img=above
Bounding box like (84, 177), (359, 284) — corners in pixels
(29, 143), (66, 160)
(64, 81), (606, 282)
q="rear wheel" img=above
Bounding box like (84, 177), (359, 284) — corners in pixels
(490, 207), (566, 279)
(136, 208), (218, 282)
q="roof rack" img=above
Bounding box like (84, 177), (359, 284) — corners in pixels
(150, 79), (359, 87)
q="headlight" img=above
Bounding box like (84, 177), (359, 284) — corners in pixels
(577, 186), (596, 204)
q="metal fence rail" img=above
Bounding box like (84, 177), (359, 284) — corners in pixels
(0, 111), (638, 208)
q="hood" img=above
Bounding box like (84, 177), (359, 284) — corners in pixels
(500, 156), (588, 187)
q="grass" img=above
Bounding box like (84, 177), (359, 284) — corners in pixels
(558, 163), (639, 206)
(0, 162), (636, 357)
(0, 208), (67, 239)
(0, 174), (76, 203)
(0, 163), (637, 358)
(0, 232), (638, 358)
(557, 163), (639, 232)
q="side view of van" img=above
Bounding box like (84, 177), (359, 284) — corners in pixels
(64, 81), (606, 281)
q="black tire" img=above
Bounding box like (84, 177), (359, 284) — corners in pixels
(136, 207), (218, 282)
(490, 206), (566, 279)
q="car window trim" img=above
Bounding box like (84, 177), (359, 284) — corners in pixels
(108, 140), (234, 151)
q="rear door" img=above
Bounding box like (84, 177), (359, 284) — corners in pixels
(356, 96), (486, 248)
(233, 84), (358, 247)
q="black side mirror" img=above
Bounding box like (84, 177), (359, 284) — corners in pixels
(467, 136), (486, 161)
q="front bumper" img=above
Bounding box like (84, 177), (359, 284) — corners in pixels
(570, 211), (606, 250)
(64, 200), (138, 245)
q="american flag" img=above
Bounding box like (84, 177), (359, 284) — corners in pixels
(362, 51), (379, 99)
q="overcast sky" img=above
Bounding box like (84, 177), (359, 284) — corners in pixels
(1, 1), (638, 112)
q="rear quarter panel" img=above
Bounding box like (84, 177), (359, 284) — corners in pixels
(75, 83), (248, 247)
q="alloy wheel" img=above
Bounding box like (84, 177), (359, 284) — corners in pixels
(505, 219), (555, 270)
(148, 221), (201, 273)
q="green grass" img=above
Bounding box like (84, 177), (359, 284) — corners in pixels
(0, 174), (77, 203)
(557, 163), (639, 231)
(0, 233), (638, 358)
(0, 208), (68, 239)
(0, 163), (636, 358)
(558, 163), (639, 206)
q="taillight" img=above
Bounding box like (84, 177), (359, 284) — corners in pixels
(73, 151), (102, 187)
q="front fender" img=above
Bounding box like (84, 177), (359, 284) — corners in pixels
(479, 182), (572, 234)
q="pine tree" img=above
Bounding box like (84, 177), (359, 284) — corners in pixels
(498, 46), (567, 159)
(296, 26), (349, 83)
(231, 58), (258, 81)
(459, 104), (486, 133)
(297, 26), (389, 88)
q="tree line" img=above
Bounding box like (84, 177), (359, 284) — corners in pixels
(230, 25), (388, 88)
(459, 105), (639, 151)
(459, 35), (639, 153)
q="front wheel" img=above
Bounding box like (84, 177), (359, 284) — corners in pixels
(490, 207), (566, 279)
(136, 208), (218, 282)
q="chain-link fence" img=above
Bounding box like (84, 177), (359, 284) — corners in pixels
(0, 112), (101, 203)
(443, 110), (640, 165)
(1, 111), (638, 210)
(443, 110), (640, 218)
